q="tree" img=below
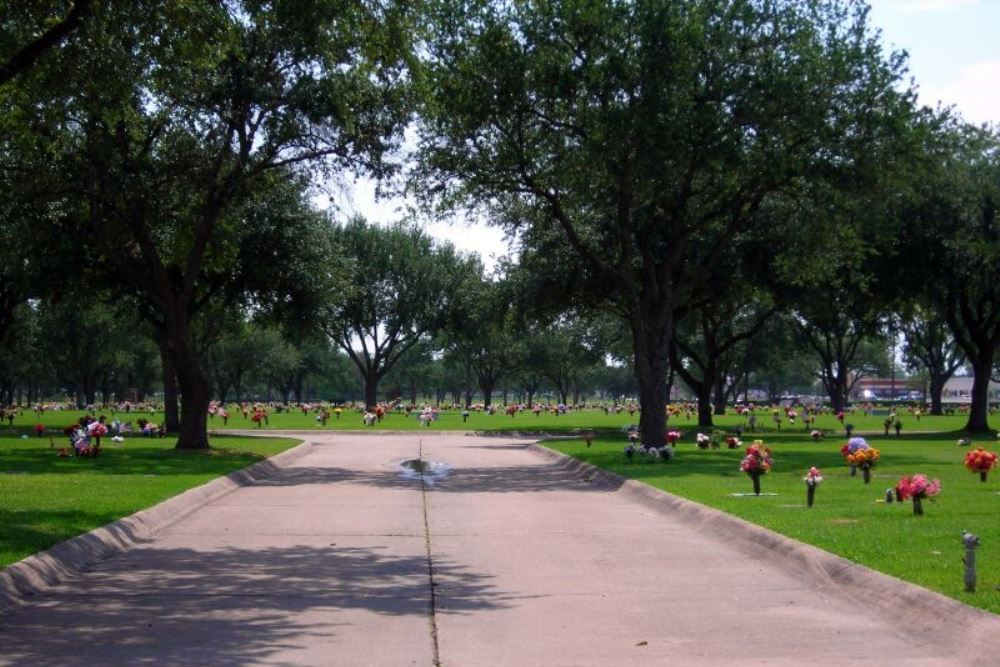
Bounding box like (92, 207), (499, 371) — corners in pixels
(899, 308), (964, 415)
(206, 318), (270, 404)
(534, 318), (603, 406)
(324, 218), (471, 409)
(5, 1), (412, 448)
(416, 0), (913, 445)
(904, 124), (1000, 432)
(671, 294), (775, 425)
(795, 292), (888, 412)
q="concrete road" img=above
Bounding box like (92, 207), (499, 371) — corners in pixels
(0, 434), (980, 665)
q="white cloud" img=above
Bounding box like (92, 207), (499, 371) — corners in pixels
(918, 59), (1000, 125)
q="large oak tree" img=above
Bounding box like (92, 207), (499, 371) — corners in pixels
(5, 1), (412, 448)
(416, 0), (913, 445)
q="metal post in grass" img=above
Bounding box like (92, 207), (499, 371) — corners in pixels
(963, 531), (980, 593)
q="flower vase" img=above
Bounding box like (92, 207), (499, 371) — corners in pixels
(862, 467), (871, 484)
(913, 496), (924, 516)
(807, 484), (816, 507)
(751, 473), (761, 496)
(850, 465), (857, 477)
(980, 471), (988, 483)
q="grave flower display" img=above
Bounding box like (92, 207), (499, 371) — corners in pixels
(739, 440), (773, 496)
(803, 467), (823, 507)
(895, 474), (941, 516)
(811, 429), (823, 441)
(840, 437), (870, 477)
(964, 448), (997, 482)
(696, 432), (711, 449)
(87, 421), (108, 447)
(846, 447), (880, 484)
(33, 423), (45, 437)
(725, 436), (742, 449)
(665, 430), (681, 445)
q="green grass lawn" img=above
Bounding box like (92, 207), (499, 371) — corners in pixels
(5, 405), (999, 435)
(0, 434), (300, 569)
(547, 430), (1000, 614)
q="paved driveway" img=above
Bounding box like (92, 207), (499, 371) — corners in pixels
(0, 434), (979, 665)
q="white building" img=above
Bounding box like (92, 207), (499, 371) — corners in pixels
(941, 376), (1000, 404)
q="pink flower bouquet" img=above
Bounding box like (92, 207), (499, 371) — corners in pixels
(895, 474), (941, 516)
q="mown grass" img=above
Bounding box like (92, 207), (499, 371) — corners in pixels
(547, 430), (1000, 614)
(0, 434), (300, 569)
(6, 405), (999, 435)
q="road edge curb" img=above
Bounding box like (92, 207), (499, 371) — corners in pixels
(527, 441), (1000, 665)
(0, 438), (317, 613)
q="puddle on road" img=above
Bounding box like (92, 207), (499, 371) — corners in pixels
(399, 458), (450, 485)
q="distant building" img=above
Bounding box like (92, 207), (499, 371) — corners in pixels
(852, 378), (921, 401)
(941, 377), (1000, 404)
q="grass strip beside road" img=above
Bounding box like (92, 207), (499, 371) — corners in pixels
(0, 435), (300, 569)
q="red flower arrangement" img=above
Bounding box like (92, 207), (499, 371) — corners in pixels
(964, 448), (998, 482)
(33, 423), (45, 437)
(664, 430), (681, 444)
(895, 474), (941, 516)
(739, 440), (773, 495)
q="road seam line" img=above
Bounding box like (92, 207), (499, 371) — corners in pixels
(418, 438), (442, 667)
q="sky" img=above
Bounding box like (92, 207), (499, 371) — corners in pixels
(329, 0), (1000, 268)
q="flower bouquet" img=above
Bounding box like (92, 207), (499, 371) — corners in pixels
(895, 474), (941, 516)
(33, 423), (45, 437)
(810, 429), (823, 441)
(957, 438), (972, 447)
(739, 440), (773, 495)
(804, 467), (823, 507)
(840, 437), (869, 477)
(665, 430), (681, 445)
(846, 447), (880, 484)
(725, 436), (742, 450)
(964, 448), (998, 482)
(88, 421), (108, 439)
(696, 432), (711, 450)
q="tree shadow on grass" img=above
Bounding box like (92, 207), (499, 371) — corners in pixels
(0, 542), (518, 667)
(0, 508), (124, 567)
(0, 444), (262, 478)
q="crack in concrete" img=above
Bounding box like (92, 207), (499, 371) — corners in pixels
(418, 438), (442, 667)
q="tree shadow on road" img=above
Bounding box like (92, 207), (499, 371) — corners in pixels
(251, 457), (623, 494)
(1, 542), (518, 666)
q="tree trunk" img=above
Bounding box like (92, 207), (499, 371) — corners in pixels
(170, 333), (211, 450)
(632, 317), (672, 448)
(696, 385), (714, 427)
(825, 372), (847, 413)
(966, 358), (993, 432)
(363, 371), (378, 410)
(160, 341), (180, 432)
(481, 382), (494, 407)
(712, 381), (726, 416)
(928, 374), (945, 416)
